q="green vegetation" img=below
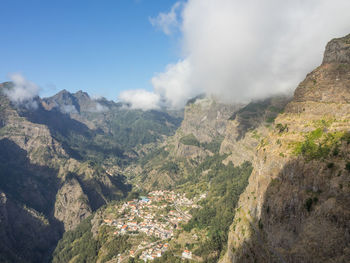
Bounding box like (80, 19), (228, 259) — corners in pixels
(176, 154), (228, 186)
(268, 105), (284, 113)
(160, 161), (180, 174)
(19, 91), (183, 167)
(266, 116), (276, 123)
(304, 197), (318, 212)
(293, 129), (348, 161)
(139, 147), (169, 167)
(201, 136), (224, 153)
(180, 134), (201, 147)
(251, 130), (261, 140)
(102, 109), (182, 151)
(153, 252), (189, 263)
(52, 217), (100, 263)
(52, 217), (131, 263)
(275, 123), (288, 133)
(182, 161), (253, 262)
(312, 118), (334, 129)
(346, 162), (350, 173)
(327, 162), (335, 169)
(180, 134), (224, 154)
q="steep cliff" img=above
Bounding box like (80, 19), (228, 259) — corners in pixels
(54, 178), (92, 231)
(127, 97), (240, 189)
(220, 34), (350, 263)
(131, 93), (291, 191)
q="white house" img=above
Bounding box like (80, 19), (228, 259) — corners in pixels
(182, 250), (192, 259)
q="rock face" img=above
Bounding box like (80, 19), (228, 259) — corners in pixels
(221, 96), (291, 166)
(220, 34), (350, 263)
(131, 95), (290, 192)
(180, 96), (239, 143)
(172, 97), (240, 159)
(54, 178), (92, 231)
(323, 33), (350, 64)
(129, 97), (241, 189)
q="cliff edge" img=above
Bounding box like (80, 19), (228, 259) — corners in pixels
(220, 34), (350, 263)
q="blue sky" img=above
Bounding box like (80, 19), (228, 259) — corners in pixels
(2, 0), (350, 110)
(0, 0), (180, 99)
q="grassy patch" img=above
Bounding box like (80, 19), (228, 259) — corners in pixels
(179, 134), (200, 147)
(293, 129), (347, 161)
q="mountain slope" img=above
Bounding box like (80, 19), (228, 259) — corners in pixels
(126, 96), (240, 189)
(42, 89), (183, 160)
(220, 33), (350, 263)
(0, 86), (131, 262)
(0, 82), (185, 262)
(130, 95), (290, 191)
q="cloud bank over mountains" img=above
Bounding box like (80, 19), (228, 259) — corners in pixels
(120, 0), (350, 110)
(4, 73), (40, 108)
(119, 89), (161, 110)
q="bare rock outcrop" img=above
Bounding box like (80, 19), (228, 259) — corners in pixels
(220, 34), (350, 263)
(323, 34), (350, 64)
(54, 178), (92, 231)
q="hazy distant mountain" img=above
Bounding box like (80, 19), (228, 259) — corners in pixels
(41, 89), (183, 162)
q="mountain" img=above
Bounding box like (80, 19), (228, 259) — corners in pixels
(1, 33), (350, 263)
(61, 34), (350, 263)
(219, 33), (350, 263)
(0, 86), (182, 262)
(128, 95), (290, 191)
(42, 89), (183, 159)
(52, 94), (292, 263)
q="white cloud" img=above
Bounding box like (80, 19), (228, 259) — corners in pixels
(149, 0), (350, 107)
(149, 2), (182, 35)
(119, 89), (161, 110)
(85, 102), (108, 113)
(94, 103), (108, 112)
(60, 104), (78, 114)
(4, 73), (40, 108)
(152, 59), (197, 109)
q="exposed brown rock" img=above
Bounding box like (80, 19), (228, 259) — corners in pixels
(54, 178), (92, 231)
(323, 34), (350, 64)
(220, 34), (350, 263)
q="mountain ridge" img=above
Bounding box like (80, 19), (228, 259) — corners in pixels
(0, 33), (350, 263)
(219, 32), (350, 263)
(0, 85), (183, 262)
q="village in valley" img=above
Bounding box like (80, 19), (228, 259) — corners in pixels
(101, 190), (204, 262)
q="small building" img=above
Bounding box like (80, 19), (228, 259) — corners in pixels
(182, 250), (192, 259)
(120, 225), (128, 234)
(140, 196), (150, 203)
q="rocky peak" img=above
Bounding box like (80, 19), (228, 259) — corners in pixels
(55, 89), (75, 101)
(0, 81), (14, 91)
(74, 90), (90, 98)
(43, 89), (81, 113)
(291, 34), (350, 105)
(74, 90), (91, 104)
(323, 34), (350, 64)
(180, 96), (240, 142)
(220, 33), (350, 263)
